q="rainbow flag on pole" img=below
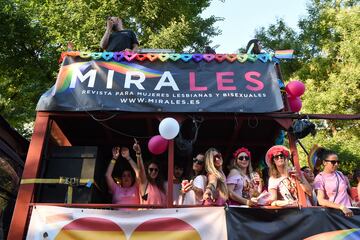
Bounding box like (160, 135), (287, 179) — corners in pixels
(275, 50), (294, 59)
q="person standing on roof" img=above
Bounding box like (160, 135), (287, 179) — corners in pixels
(245, 39), (263, 54)
(100, 16), (139, 52)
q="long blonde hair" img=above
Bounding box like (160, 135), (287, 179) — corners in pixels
(205, 148), (228, 199)
(269, 156), (289, 178)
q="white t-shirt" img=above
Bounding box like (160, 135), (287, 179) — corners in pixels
(268, 176), (297, 201)
(182, 175), (206, 205)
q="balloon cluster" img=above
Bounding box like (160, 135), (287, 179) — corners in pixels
(148, 118), (180, 155)
(285, 80), (305, 112)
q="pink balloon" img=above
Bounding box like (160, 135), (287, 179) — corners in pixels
(288, 96), (302, 112)
(285, 80), (305, 97)
(148, 135), (169, 155)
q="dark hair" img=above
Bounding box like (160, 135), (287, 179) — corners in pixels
(189, 153), (206, 179)
(318, 149), (337, 161)
(204, 46), (216, 54)
(245, 39), (261, 54)
(301, 166), (310, 171)
(354, 169), (360, 179)
(121, 168), (136, 186)
(146, 161), (165, 193)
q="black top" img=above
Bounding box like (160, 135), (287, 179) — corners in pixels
(106, 30), (139, 52)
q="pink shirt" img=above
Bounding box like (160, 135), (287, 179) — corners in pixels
(314, 171), (351, 207)
(226, 173), (251, 205)
(110, 183), (140, 205)
(141, 182), (166, 205)
(204, 174), (227, 206)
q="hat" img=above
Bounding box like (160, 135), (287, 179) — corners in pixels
(265, 145), (290, 167)
(233, 147), (251, 160)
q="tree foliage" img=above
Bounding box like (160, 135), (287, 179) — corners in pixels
(256, 0), (360, 175)
(19, 0), (220, 52)
(0, 0), (221, 134)
(0, 0), (58, 136)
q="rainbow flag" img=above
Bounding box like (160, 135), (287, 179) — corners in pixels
(275, 50), (294, 59)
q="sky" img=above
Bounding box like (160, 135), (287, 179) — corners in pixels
(201, 0), (309, 53)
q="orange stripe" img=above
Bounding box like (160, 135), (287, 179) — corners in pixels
(55, 230), (126, 240)
(62, 217), (121, 231)
(130, 230), (201, 240)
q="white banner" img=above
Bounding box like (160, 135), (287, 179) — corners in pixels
(26, 206), (227, 240)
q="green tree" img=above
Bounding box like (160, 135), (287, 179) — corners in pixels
(0, 0), (58, 136)
(20, 0), (221, 52)
(255, 0), (360, 174)
(1, 0), (222, 135)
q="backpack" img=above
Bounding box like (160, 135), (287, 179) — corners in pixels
(291, 119), (316, 139)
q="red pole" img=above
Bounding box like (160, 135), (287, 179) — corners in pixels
(288, 133), (307, 207)
(167, 140), (174, 208)
(8, 113), (49, 240)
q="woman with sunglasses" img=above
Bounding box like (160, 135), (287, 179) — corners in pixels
(105, 147), (140, 207)
(266, 145), (311, 207)
(133, 141), (166, 205)
(227, 147), (263, 206)
(203, 148), (228, 205)
(180, 153), (207, 205)
(313, 149), (353, 217)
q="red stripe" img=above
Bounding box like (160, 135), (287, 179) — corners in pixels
(62, 217), (122, 231)
(135, 218), (195, 231)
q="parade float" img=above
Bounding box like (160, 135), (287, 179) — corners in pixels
(8, 50), (360, 240)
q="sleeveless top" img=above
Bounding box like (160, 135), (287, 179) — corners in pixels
(140, 182), (166, 205)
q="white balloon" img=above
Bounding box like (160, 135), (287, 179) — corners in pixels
(159, 117), (180, 140)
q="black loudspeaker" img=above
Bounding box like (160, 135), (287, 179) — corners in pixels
(37, 146), (106, 203)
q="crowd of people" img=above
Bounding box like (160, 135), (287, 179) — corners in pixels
(100, 16), (359, 216)
(105, 141), (360, 216)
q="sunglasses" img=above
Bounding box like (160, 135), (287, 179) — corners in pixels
(273, 154), (285, 160)
(193, 158), (204, 165)
(238, 156), (250, 161)
(148, 168), (159, 173)
(324, 160), (340, 165)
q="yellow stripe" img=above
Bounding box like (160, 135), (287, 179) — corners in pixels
(67, 186), (73, 204)
(20, 178), (93, 185)
(130, 230), (201, 240)
(55, 230), (126, 240)
(21, 179), (60, 184)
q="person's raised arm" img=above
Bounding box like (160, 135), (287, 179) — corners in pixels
(120, 147), (139, 180)
(105, 147), (120, 193)
(100, 18), (113, 50)
(133, 141), (147, 185)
